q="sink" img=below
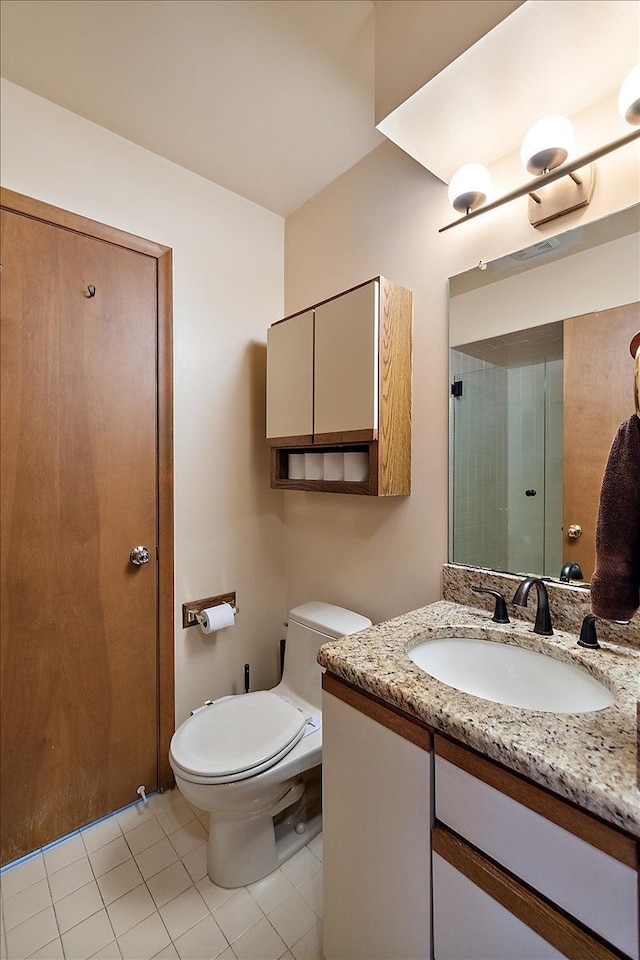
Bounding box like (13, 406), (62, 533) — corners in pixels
(408, 636), (614, 713)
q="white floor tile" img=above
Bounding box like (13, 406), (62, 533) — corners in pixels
(145, 792), (180, 816)
(116, 802), (156, 835)
(135, 839), (178, 882)
(0, 856), (46, 901)
(290, 919), (323, 960)
(96, 859), (144, 906)
(2, 880), (52, 932)
(150, 945), (179, 960)
(172, 915), (228, 960)
(212, 890), (262, 945)
(297, 872), (322, 918)
(246, 869), (295, 915)
(53, 879), (103, 934)
(117, 913), (171, 960)
(5, 905), (58, 960)
(279, 849), (321, 889)
(146, 862), (192, 909)
(181, 846), (207, 884)
(267, 891), (316, 949)
(88, 838), (132, 879)
(232, 916), (286, 960)
(48, 856), (94, 903)
(195, 878), (234, 914)
(168, 822), (207, 860)
(61, 909), (115, 960)
(123, 819), (165, 857)
(26, 936), (64, 959)
(306, 834), (322, 864)
(158, 888), (208, 941)
(43, 834), (86, 876)
(106, 884), (156, 938)
(81, 819), (123, 855)
(214, 949), (237, 960)
(157, 803), (195, 838)
(88, 940), (122, 960)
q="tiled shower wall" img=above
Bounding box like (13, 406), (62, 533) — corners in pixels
(450, 352), (563, 577)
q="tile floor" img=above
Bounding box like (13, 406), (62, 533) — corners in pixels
(0, 791), (323, 960)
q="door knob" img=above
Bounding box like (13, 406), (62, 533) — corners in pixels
(130, 545), (151, 566)
(567, 524), (583, 540)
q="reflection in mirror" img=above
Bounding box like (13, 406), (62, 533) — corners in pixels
(449, 205), (640, 585)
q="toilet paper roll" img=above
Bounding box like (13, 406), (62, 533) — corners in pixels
(288, 453), (305, 480)
(344, 451), (369, 482)
(304, 453), (324, 480)
(199, 603), (235, 634)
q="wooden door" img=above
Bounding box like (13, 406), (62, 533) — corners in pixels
(1, 197), (173, 865)
(563, 302), (639, 582)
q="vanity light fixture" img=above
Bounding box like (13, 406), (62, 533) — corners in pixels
(440, 65), (640, 233)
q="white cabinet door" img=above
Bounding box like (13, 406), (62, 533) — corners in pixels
(266, 310), (314, 439)
(322, 687), (431, 960)
(433, 854), (565, 960)
(314, 281), (378, 437)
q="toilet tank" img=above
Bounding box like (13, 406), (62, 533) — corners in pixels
(283, 602), (372, 709)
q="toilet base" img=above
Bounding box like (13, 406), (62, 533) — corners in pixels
(207, 768), (322, 888)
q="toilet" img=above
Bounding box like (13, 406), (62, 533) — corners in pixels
(169, 601), (372, 888)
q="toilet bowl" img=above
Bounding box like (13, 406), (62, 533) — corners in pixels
(169, 601), (371, 888)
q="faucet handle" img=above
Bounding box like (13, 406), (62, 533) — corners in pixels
(577, 614), (600, 649)
(471, 586), (510, 624)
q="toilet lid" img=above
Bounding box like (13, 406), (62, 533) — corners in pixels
(170, 691), (308, 780)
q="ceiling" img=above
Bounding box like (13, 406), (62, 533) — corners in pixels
(0, 0), (384, 216)
(379, 0), (640, 185)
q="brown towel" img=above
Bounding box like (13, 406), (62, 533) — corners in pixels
(590, 415), (640, 620)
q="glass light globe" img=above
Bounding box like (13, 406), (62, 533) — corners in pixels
(618, 64), (640, 125)
(520, 115), (575, 175)
(448, 164), (492, 213)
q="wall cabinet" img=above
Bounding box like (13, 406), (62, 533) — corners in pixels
(321, 674), (432, 960)
(266, 277), (412, 495)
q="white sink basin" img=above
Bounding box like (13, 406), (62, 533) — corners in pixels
(408, 636), (614, 713)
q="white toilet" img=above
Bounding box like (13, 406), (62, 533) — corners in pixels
(169, 601), (371, 888)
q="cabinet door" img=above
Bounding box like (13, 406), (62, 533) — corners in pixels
(322, 686), (431, 960)
(266, 310), (314, 440)
(314, 281), (378, 439)
(433, 854), (565, 960)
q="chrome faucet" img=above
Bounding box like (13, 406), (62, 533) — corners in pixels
(512, 577), (554, 636)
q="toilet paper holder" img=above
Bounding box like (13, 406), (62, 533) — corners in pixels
(182, 591), (238, 629)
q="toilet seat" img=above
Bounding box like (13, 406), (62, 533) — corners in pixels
(170, 690), (308, 785)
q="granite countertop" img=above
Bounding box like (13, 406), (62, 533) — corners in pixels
(317, 600), (640, 838)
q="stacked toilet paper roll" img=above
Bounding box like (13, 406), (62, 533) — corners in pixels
(198, 603), (235, 634)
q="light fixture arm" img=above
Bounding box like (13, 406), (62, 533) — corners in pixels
(439, 127), (640, 233)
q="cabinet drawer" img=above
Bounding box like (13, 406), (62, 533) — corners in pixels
(435, 748), (638, 959)
(433, 850), (566, 960)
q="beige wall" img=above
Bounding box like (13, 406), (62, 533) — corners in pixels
(1, 79), (286, 725)
(284, 133), (639, 625)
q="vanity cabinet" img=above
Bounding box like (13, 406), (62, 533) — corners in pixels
(321, 673), (432, 960)
(266, 277), (412, 495)
(433, 736), (639, 960)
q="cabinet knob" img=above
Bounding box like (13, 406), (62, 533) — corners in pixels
(567, 524), (583, 540)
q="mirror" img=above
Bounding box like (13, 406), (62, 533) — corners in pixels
(449, 204), (640, 585)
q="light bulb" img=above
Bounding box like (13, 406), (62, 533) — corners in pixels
(448, 164), (492, 214)
(520, 115), (574, 175)
(618, 64), (640, 125)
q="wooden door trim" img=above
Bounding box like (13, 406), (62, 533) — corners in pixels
(1, 188), (175, 791)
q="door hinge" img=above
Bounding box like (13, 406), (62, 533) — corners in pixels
(451, 380), (463, 398)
